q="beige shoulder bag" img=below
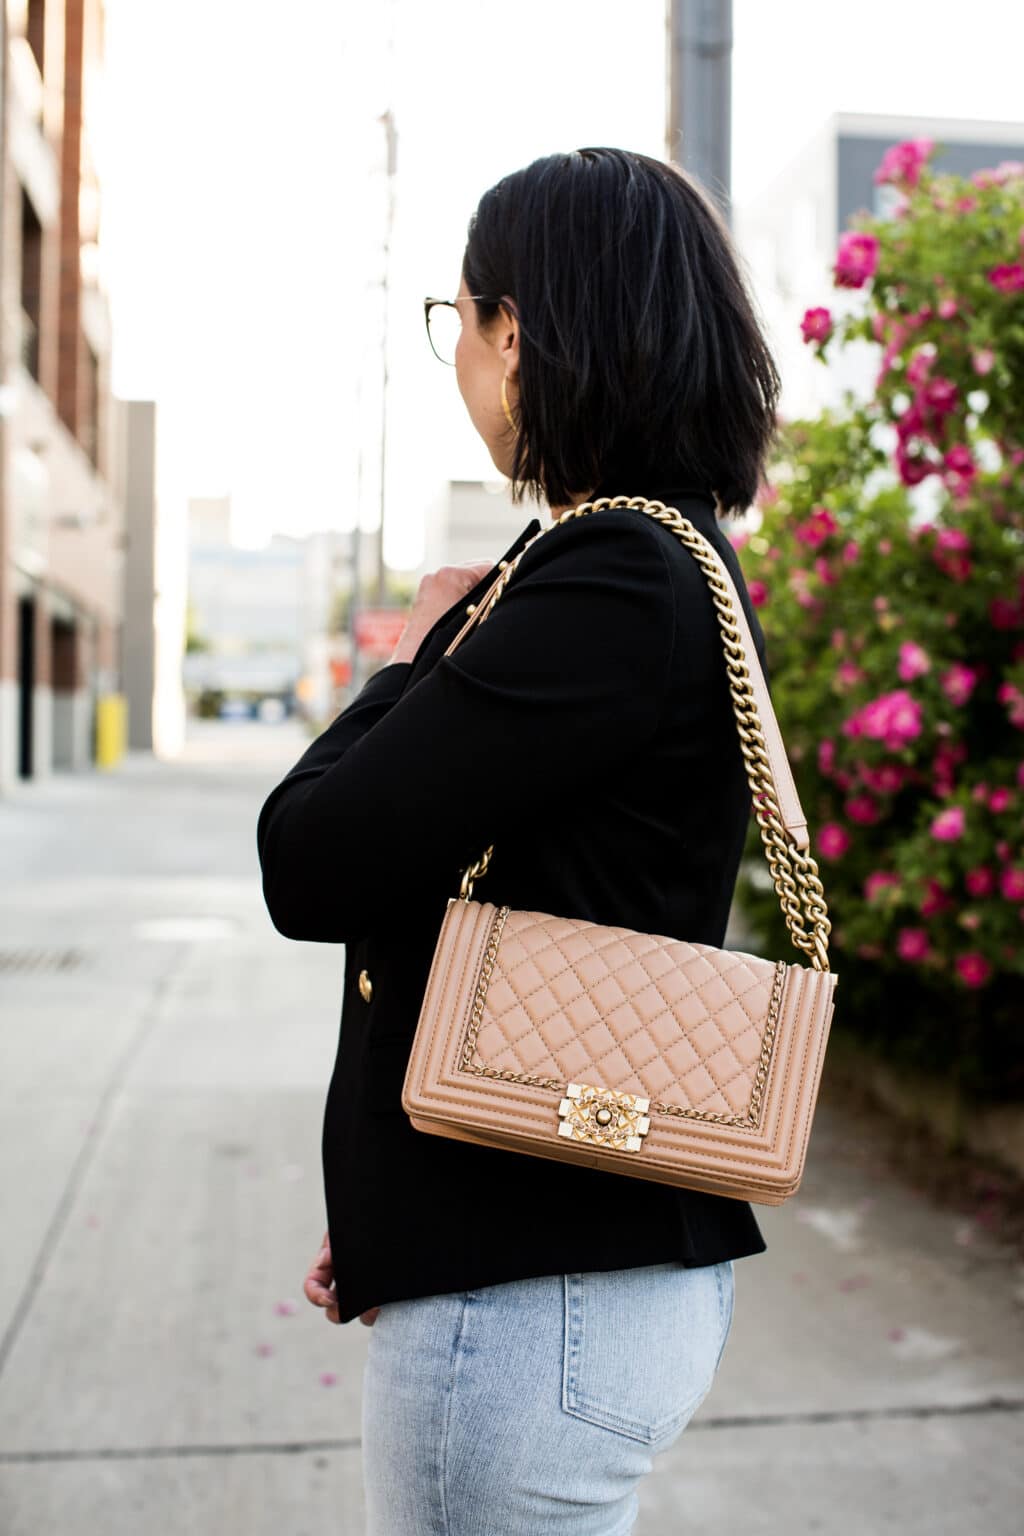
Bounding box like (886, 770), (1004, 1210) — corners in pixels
(402, 496), (838, 1205)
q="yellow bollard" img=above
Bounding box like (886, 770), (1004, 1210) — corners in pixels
(95, 693), (128, 768)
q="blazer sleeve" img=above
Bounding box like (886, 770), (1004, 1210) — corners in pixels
(256, 511), (675, 943)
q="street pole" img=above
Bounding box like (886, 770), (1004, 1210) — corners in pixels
(374, 107), (397, 609)
(666, 0), (734, 224)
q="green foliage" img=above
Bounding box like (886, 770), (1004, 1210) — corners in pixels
(734, 146), (1024, 1100)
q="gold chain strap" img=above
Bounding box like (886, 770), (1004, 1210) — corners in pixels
(457, 495), (832, 973)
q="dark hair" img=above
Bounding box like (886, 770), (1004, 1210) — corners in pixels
(462, 147), (781, 517)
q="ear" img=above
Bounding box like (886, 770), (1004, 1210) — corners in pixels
(496, 295), (520, 380)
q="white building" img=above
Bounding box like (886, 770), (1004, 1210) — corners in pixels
(423, 478), (531, 575)
(183, 496), (354, 718)
(736, 111), (1024, 422)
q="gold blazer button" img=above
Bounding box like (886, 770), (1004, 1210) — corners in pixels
(358, 969), (373, 1003)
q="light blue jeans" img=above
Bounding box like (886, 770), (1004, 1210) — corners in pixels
(361, 1258), (735, 1535)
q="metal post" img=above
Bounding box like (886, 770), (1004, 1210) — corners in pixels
(666, 0), (733, 224)
(374, 108), (397, 609)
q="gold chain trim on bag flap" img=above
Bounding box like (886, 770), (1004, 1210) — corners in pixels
(457, 495), (832, 973)
(458, 900), (790, 1128)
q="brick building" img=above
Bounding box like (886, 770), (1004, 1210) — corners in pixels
(0, 0), (127, 790)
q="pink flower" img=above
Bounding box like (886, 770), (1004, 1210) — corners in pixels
(955, 952), (992, 988)
(842, 540), (860, 564)
(998, 681), (1024, 728)
(989, 596), (1021, 630)
(895, 398), (927, 442)
(905, 346), (935, 387)
(864, 870), (901, 902)
(898, 641), (930, 681)
(933, 523), (973, 580)
(794, 504), (839, 546)
(955, 195), (978, 214)
(874, 138), (933, 189)
(814, 556), (837, 585)
(930, 806), (966, 841)
(837, 660), (865, 688)
(896, 441), (935, 486)
(875, 339), (904, 388)
(845, 793), (881, 825)
(989, 787), (1012, 812)
(972, 347), (995, 375)
(748, 579), (768, 608)
(818, 822), (851, 859)
(897, 928), (931, 961)
(1000, 866), (1024, 901)
(818, 738), (836, 775)
(943, 444), (977, 497)
(920, 878), (953, 916)
(988, 263), (1024, 294)
(940, 664), (979, 706)
(859, 761), (905, 794)
(834, 231), (880, 289)
(801, 307), (834, 344)
(965, 866), (993, 897)
(923, 376), (957, 415)
(937, 297), (958, 320)
(843, 690), (922, 751)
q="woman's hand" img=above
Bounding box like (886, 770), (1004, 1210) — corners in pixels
(389, 560), (496, 666)
(304, 1231), (380, 1327)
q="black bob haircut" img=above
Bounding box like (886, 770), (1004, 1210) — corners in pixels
(462, 147), (781, 518)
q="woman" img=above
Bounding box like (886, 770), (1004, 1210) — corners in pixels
(257, 146), (781, 1533)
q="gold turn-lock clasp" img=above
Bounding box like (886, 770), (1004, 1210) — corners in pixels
(557, 1082), (651, 1153)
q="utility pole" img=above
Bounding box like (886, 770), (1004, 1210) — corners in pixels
(374, 107), (397, 608)
(665, 0), (734, 224)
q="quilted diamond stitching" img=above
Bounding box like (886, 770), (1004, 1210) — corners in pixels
(472, 911), (775, 1117)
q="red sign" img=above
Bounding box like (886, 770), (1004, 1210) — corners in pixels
(329, 656), (352, 686)
(353, 608), (407, 657)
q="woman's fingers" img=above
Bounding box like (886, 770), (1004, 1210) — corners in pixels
(303, 1232), (378, 1325)
(304, 1235), (335, 1308)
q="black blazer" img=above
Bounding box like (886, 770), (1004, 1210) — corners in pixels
(257, 481), (769, 1323)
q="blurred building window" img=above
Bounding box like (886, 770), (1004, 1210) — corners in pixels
(20, 189), (42, 382)
(27, 0), (45, 77)
(81, 336), (100, 469)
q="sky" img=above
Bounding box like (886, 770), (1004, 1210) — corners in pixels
(99, 0), (1024, 571)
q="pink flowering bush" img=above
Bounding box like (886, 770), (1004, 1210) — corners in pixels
(739, 145), (1024, 1097)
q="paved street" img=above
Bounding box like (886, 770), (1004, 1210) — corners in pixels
(1, 722), (1022, 1535)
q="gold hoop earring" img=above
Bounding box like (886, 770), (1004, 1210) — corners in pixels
(500, 375), (516, 432)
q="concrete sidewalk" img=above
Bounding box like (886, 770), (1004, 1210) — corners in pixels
(1, 723), (1022, 1534)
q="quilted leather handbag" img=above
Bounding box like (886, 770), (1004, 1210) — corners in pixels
(402, 496), (838, 1205)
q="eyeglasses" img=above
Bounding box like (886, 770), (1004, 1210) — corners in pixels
(423, 294), (510, 366)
